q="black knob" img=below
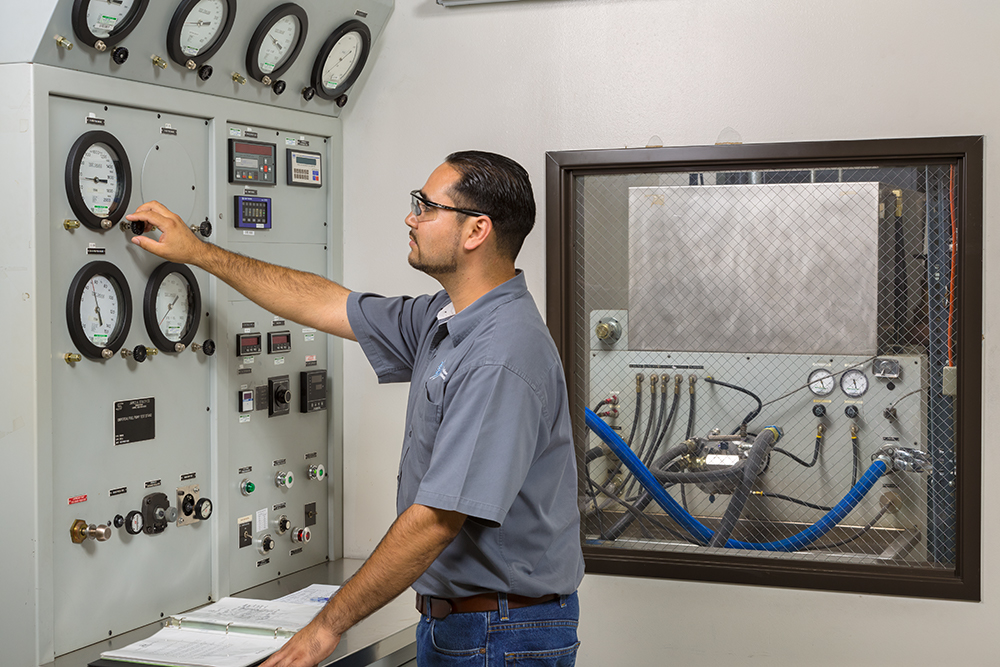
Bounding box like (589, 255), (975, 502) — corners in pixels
(263, 536), (275, 551)
(125, 510), (144, 535)
(129, 219), (145, 235)
(132, 345), (147, 363)
(198, 64), (213, 81)
(301, 86), (316, 101)
(201, 339), (216, 356)
(275, 387), (290, 406)
(812, 404), (826, 417)
(111, 47), (129, 65)
(335, 94), (349, 108)
(272, 80), (286, 95)
(197, 220), (213, 237)
(845, 405), (859, 419)
(278, 516), (291, 532)
(113, 514), (125, 529)
(194, 497), (213, 521)
(181, 494), (196, 516)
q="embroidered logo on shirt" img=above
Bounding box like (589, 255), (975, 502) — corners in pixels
(429, 362), (449, 381)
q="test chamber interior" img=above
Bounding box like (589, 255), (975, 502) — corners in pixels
(577, 173), (957, 572)
(0, 1), (393, 664)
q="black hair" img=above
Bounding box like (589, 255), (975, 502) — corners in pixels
(445, 150), (535, 261)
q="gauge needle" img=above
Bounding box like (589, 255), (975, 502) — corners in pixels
(159, 296), (179, 326)
(91, 283), (104, 327)
(89, 176), (109, 184)
(185, 20), (212, 27)
(269, 34), (284, 51)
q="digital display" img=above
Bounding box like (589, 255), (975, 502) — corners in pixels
(235, 142), (273, 156)
(273, 335), (288, 344)
(295, 156), (317, 166)
(237, 332), (262, 356)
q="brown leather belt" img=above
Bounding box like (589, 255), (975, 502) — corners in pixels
(416, 592), (559, 620)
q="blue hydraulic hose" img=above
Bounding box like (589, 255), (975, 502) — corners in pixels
(585, 407), (889, 551)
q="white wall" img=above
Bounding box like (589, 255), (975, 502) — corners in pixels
(339, 1), (997, 664)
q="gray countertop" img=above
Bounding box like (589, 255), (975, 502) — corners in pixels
(49, 559), (418, 667)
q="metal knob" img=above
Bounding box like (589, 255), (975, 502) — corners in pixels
(191, 339), (216, 356)
(111, 47), (129, 65)
(595, 318), (622, 344)
(100, 218), (114, 230)
(190, 219), (213, 237)
(302, 86), (316, 101)
(272, 80), (286, 95)
(198, 64), (214, 81)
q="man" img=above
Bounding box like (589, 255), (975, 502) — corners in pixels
(126, 151), (585, 667)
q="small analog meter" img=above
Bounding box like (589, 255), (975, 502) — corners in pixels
(807, 369), (835, 396)
(840, 369), (869, 398)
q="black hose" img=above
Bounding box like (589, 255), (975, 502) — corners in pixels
(755, 492), (833, 512)
(644, 378), (680, 468)
(709, 427), (779, 547)
(703, 377), (763, 434)
(622, 376), (659, 495)
(851, 429), (861, 486)
(773, 434), (822, 468)
(584, 446), (606, 464)
(679, 378), (697, 509)
(600, 442), (689, 541)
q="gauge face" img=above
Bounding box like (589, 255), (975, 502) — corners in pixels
(86, 0), (138, 38)
(143, 262), (202, 352)
(72, 0), (150, 48)
(807, 369), (835, 396)
(167, 0), (236, 66)
(127, 510), (144, 534)
(872, 357), (901, 379)
(245, 3), (309, 82)
(78, 143), (120, 217)
(258, 15), (300, 74)
(311, 20), (371, 100)
(840, 369), (869, 398)
(66, 261), (133, 360)
(79, 274), (122, 347)
(156, 273), (193, 342)
(321, 31), (362, 90)
(65, 130), (132, 230)
(180, 0), (228, 56)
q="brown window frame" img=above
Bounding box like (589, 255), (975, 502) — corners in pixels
(545, 137), (983, 600)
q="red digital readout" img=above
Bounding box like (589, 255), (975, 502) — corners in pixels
(234, 142), (273, 156)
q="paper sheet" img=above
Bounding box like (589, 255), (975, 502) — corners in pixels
(173, 597), (321, 633)
(100, 626), (284, 667)
(274, 583), (340, 606)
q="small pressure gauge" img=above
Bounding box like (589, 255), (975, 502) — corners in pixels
(65, 131), (132, 230)
(124, 510), (144, 535)
(66, 261), (133, 360)
(71, 0), (150, 50)
(245, 3), (309, 85)
(840, 369), (869, 398)
(807, 369), (835, 396)
(310, 20), (371, 100)
(166, 0), (237, 69)
(872, 357), (902, 379)
(143, 262), (202, 352)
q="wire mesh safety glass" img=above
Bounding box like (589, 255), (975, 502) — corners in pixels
(575, 165), (959, 572)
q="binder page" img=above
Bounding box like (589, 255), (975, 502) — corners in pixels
(173, 597), (321, 633)
(99, 626), (284, 667)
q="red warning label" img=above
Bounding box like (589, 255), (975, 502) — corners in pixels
(68, 495), (87, 505)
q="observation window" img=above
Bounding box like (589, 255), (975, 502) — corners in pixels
(546, 137), (982, 600)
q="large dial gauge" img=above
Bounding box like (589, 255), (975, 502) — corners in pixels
(310, 20), (371, 101)
(807, 369), (835, 396)
(143, 262), (203, 352)
(65, 130), (132, 231)
(167, 0), (237, 69)
(245, 3), (309, 85)
(840, 368), (870, 398)
(67, 261), (133, 360)
(71, 0), (150, 50)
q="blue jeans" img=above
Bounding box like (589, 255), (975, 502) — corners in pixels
(416, 592), (580, 666)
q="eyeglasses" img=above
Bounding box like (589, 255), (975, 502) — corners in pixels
(410, 190), (488, 221)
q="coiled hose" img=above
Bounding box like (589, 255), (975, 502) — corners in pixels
(586, 408), (888, 551)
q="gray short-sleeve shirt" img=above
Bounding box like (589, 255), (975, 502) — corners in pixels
(346, 272), (585, 598)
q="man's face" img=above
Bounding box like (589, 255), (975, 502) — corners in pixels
(406, 163), (465, 277)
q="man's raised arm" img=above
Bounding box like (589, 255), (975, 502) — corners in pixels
(127, 201), (355, 341)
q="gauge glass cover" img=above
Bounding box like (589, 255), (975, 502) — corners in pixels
(258, 15), (300, 74)
(155, 272), (193, 342)
(129, 511), (143, 533)
(87, 0), (139, 38)
(807, 369), (835, 396)
(840, 369), (869, 397)
(78, 143), (121, 218)
(79, 274), (121, 348)
(179, 0), (228, 56)
(322, 31), (362, 90)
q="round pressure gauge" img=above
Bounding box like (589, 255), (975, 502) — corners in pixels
(71, 0), (150, 50)
(125, 509), (144, 535)
(840, 369), (869, 398)
(807, 369), (835, 396)
(245, 3), (309, 85)
(65, 130), (132, 231)
(166, 0), (237, 68)
(143, 262), (202, 352)
(66, 261), (133, 360)
(310, 20), (371, 101)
